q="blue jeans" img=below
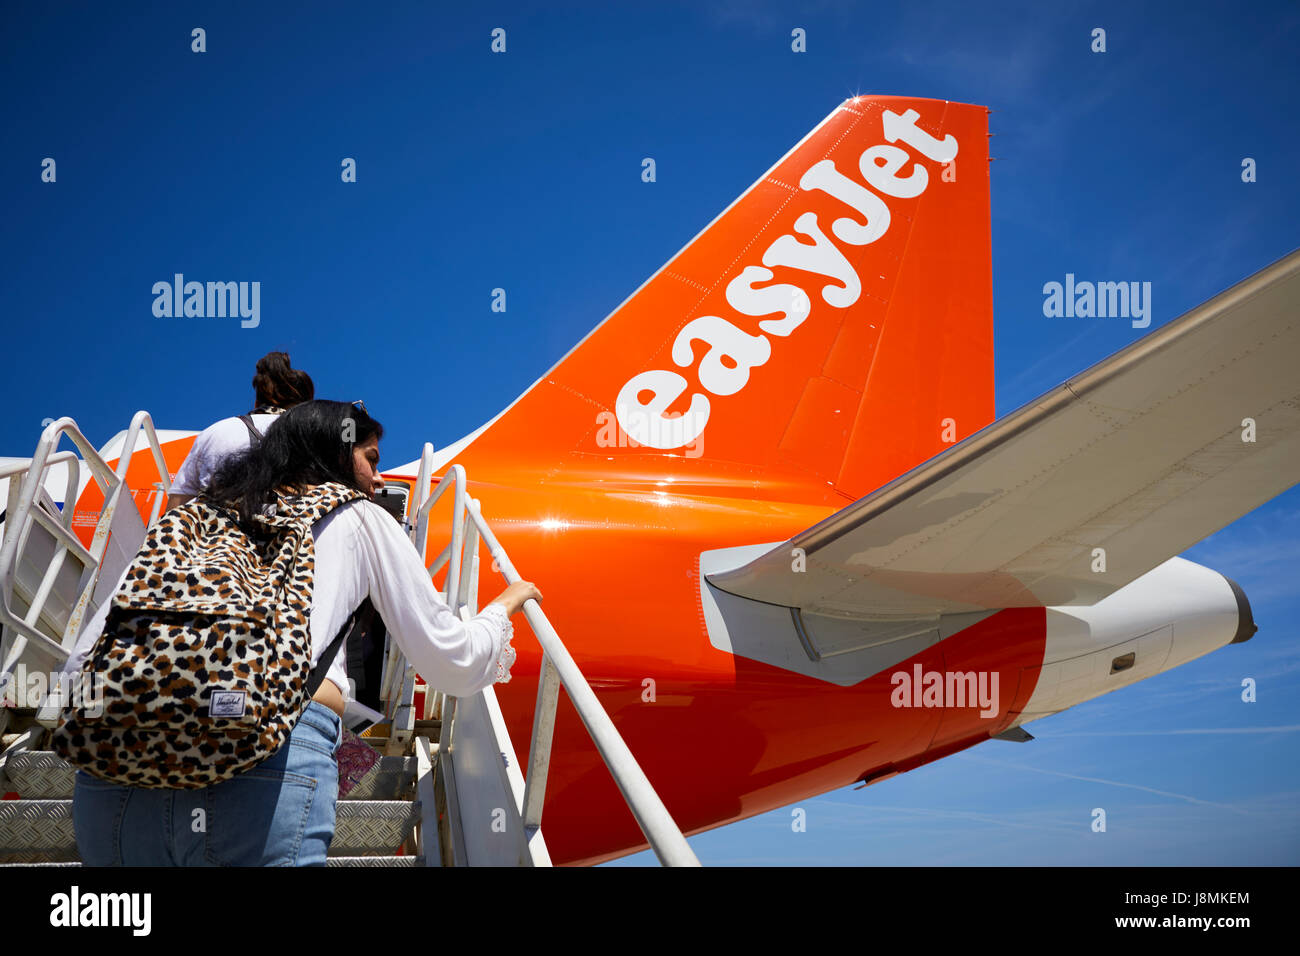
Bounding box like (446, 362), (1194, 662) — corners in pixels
(73, 701), (342, 866)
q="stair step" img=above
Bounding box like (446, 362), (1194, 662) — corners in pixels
(1, 856), (421, 867)
(332, 800), (420, 856)
(344, 756), (416, 800)
(1, 750), (415, 801)
(0, 860), (81, 867)
(0, 746), (426, 862)
(1, 750), (74, 798)
(0, 799), (75, 863)
(326, 855), (418, 867)
(0, 797), (425, 862)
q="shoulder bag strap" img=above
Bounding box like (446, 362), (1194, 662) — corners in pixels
(238, 413), (264, 445)
(304, 598), (378, 699)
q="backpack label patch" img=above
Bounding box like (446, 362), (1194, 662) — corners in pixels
(210, 690), (247, 718)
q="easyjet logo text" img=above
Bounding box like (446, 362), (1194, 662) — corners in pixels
(614, 107), (958, 450)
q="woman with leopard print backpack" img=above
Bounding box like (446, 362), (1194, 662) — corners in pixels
(54, 400), (539, 866)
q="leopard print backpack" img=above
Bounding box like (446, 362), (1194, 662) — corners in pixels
(51, 481), (366, 789)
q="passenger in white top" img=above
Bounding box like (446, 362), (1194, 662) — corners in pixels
(169, 412), (282, 499)
(167, 350), (316, 511)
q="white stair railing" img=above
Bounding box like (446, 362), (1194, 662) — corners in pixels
(403, 444), (700, 867)
(1, 413), (171, 730)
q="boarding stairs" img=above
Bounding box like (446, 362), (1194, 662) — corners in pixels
(0, 414), (699, 866)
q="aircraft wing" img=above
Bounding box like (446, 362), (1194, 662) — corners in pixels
(708, 249), (1300, 615)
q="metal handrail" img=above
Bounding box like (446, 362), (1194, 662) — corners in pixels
(465, 504), (700, 867)
(408, 446), (700, 867)
(2, 451), (80, 537)
(0, 414), (173, 671)
(1, 420), (108, 663)
(113, 411), (172, 528)
(410, 442), (435, 545)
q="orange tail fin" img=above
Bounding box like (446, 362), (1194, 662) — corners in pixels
(470, 96), (994, 502)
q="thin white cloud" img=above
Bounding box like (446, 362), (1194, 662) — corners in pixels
(1050, 725), (1300, 736)
(956, 753), (1250, 814)
(818, 800), (1080, 836)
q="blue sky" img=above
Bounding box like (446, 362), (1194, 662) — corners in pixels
(3, 1), (1298, 865)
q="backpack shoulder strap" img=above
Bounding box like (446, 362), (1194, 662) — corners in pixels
(305, 598), (378, 698)
(238, 414), (264, 445)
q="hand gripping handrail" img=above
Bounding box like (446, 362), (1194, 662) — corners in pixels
(407, 447), (699, 867)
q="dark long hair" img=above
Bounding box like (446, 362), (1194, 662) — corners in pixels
(252, 351), (314, 410)
(205, 400), (383, 529)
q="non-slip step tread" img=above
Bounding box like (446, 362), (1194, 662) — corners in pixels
(0, 799), (75, 862)
(2, 750), (417, 802)
(326, 855), (419, 867)
(2, 857), (423, 867)
(0, 860), (82, 867)
(1, 750), (75, 799)
(343, 756), (417, 800)
(331, 800), (420, 856)
(0, 800), (426, 862)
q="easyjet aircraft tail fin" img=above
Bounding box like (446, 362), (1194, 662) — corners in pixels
(463, 96), (994, 501)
